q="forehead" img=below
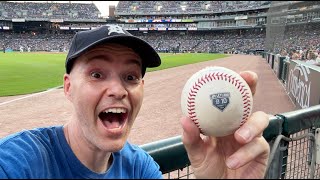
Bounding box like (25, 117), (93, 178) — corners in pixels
(85, 43), (139, 56)
(86, 43), (140, 62)
(79, 43), (142, 66)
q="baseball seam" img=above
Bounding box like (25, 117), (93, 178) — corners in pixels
(187, 72), (252, 134)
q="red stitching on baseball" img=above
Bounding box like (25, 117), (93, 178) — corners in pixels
(193, 86), (199, 91)
(188, 97), (195, 101)
(187, 104), (194, 109)
(244, 99), (251, 104)
(201, 77), (206, 84)
(189, 111), (196, 115)
(242, 92), (250, 97)
(190, 89), (196, 94)
(187, 100), (194, 104)
(205, 74), (210, 82)
(244, 104), (251, 109)
(186, 70), (252, 131)
(243, 100), (250, 104)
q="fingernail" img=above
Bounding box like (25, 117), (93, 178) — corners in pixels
(238, 127), (251, 142)
(226, 157), (239, 169)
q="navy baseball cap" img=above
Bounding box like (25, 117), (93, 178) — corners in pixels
(65, 25), (161, 77)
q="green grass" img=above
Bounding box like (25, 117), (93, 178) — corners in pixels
(0, 53), (66, 96)
(148, 53), (228, 72)
(0, 52), (228, 96)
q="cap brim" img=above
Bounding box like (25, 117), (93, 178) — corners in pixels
(66, 35), (161, 74)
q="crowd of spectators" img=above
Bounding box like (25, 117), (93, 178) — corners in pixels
(130, 28), (265, 53)
(1, 0), (318, 63)
(0, 1), (102, 20)
(118, 11), (268, 22)
(2, 21), (319, 58)
(116, 1), (271, 15)
(268, 23), (320, 62)
(1, 31), (73, 52)
(1, 28), (265, 54)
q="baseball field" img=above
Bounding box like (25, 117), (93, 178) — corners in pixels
(0, 53), (296, 142)
(0, 52), (228, 96)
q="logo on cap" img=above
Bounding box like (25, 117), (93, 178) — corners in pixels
(106, 25), (125, 35)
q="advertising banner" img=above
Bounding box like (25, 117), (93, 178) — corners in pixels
(148, 27), (157, 30)
(123, 27), (138, 30)
(12, 18), (25, 22)
(181, 19), (193, 22)
(157, 27), (167, 31)
(286, 60), (320, 109)
(188, 27), (197, 30)
(59, 26), (70, 30)
(139, 27), (148, 31)
(50, 19), (63, 23)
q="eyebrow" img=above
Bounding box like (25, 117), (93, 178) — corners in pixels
(86, 55), (142, 67)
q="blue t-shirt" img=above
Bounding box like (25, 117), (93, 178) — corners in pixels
(0, 126), (163, 179)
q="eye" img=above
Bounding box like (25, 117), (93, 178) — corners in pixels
(127, 74), (137, 81)
(125, 74), (141, 83)
(90, 72), (102, 79)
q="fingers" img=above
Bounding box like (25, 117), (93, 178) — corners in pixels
(234, 111), (269, 144)
(239, 71), (258, 96)
(180, 116), (202, 151)
(180, 116), (205, 163)
(226, 112), (270, 169)
(226, 136), (270, 169)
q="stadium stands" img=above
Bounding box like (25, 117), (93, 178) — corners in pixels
(0, 1), (102, 19)
(115, 1), (271, 15)
(0, 31), (73, 52)
(0, 1), (319, 59)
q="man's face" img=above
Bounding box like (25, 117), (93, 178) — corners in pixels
(64, 43), (144, 152)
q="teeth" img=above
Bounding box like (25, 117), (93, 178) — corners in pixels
(104, 108), (127, 114)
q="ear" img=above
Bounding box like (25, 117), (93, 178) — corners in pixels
(64, 74), (72, 102)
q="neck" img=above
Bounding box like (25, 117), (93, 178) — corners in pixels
(63, 120), (112, 173)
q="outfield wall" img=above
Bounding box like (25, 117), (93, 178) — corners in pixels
(262, 52), (320, 109)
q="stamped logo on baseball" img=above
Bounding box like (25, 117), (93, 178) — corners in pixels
(210, 92), (230, 111)
(181, 66), (253, 137)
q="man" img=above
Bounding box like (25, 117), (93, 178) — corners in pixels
(19, 46), (24, 53)
(0, 25), (270, 178)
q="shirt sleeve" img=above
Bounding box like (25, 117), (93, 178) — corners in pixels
(140, 153), (163, 179)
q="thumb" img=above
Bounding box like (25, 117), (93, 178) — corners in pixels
(239, 71), (258, 96)
(180, 116), (205, 163)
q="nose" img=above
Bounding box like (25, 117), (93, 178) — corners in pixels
(105, 77), (128, 100)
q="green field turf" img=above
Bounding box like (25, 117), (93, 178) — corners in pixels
(0, 52), (228, 96)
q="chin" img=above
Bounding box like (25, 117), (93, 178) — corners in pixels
(99, 138), (127, 152)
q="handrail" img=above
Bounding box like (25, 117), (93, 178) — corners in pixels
(140, 105), (320, 175)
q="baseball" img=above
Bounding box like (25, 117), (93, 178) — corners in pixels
(181, 66), (253, 137)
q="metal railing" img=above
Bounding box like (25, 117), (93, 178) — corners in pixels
(140, 105), (320, 179)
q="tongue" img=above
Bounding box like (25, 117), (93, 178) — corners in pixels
(101, 113), (121, 129)
(102, 120), (121, 129)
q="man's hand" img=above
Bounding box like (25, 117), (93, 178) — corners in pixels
(180, 71), (270, 179)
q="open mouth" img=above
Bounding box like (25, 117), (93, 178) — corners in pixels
(98, 108), (128, 130)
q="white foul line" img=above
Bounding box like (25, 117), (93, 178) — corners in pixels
(0, 86), (63, 106)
